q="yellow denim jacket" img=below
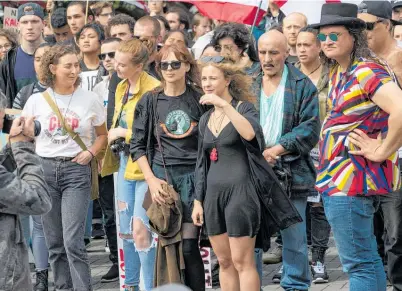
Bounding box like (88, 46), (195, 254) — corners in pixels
(102, 71), (160, 180)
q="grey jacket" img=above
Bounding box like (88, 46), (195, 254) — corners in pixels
(0, 142), (51, 291)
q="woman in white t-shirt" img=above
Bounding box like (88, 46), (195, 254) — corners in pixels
(23, 44), (107, 291)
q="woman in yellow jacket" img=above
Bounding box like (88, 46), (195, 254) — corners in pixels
(102, 39), (160, 291)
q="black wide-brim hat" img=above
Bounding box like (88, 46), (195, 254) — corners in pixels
(310, 3), (366, 30)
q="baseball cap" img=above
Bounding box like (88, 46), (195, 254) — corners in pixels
(358, 0), (402, 24)
(18, 3), (44, 21)
(393, 0), (402, 10)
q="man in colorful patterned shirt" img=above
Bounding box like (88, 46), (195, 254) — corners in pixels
(311, 3), (402, 290)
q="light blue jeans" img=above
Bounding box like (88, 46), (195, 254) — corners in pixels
(117, 154), (156, 290)
(280, 197), (310, 291)
(32, 215), (49, 271)
(322, 195), (386, 291)
(20, 215), (49, 271)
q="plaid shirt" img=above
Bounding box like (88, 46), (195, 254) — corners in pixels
(254, 63), (321, 197)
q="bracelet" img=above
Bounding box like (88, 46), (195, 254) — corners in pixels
(87, 149), (95, 159)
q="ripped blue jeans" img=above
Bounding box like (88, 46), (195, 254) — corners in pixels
(117, 154), (156, 290)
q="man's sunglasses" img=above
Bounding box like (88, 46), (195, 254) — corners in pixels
(98, 52), (115, 60)
(365, 20), (383, 31)
(199, 56), (225, 63)
(317, 33), (342, 42)
(160, 61), (182, 71)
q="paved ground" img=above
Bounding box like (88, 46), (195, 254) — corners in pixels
(31, 237), (393, 291)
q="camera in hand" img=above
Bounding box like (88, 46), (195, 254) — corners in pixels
(3, 114), (41, 136)
(110, 137), (129, 156)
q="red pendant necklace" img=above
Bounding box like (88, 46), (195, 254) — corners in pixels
(210, 111), (225, 162)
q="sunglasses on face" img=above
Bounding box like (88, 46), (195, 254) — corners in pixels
(317, 32), (342, 42)
(365, 20), (383, 31)
(98, 52), (115, 60)
(199, 56), (225, 63)
(160, 61), (182, 70)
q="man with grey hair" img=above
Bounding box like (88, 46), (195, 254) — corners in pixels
(0, 91), (51, 290)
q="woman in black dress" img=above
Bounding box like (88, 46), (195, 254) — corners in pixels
(130, 43), (205, 291)
(192, 61), (263, 291)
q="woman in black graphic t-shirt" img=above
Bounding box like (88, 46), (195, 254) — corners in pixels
(130, 43), (206, 291)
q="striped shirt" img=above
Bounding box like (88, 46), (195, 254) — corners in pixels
(316, 58), (401, 196)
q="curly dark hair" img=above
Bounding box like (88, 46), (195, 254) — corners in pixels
(40, 45), (80, 88)
(0, 29), (18, 50)
(107, 14), (135, 37)
(211, 23), (259, 63)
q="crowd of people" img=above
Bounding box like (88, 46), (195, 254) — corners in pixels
(1, 1), (402, 291)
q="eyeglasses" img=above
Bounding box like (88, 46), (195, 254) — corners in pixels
(160, 61), (182, 71)
(0, 43), (12, 51)
(98, 52), (115, 60)
(199, 56), (225, 63)
(317, 33), (342, 42)
(365, 20), (383, 31)
(213, 44), (235, 52)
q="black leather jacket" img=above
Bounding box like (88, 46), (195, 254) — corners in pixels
(0, 48), (17, 108)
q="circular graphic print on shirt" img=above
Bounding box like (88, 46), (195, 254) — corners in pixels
(44, 109), (81, 144)
(160, 110), (197, 139)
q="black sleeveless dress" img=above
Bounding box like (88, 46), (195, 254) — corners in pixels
(202, 102), (261, 237)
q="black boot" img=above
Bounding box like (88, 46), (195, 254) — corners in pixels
(34, 269), (48, 291)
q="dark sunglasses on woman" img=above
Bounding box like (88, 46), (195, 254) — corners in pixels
(98, 52), (115, 60)
(160, 61), (182, 70)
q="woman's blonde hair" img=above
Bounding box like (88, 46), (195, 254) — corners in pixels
(117, 38), (149, 67)
(199, 61), (255, 103)
(40, 45), (81, 88)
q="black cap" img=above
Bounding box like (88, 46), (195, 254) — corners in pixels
(17, 2), (44, 21)
(358, 1), (392, 19)
(393, 0), (402, 9)
(359, 1), (402, 25)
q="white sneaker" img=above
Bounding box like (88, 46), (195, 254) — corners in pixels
(311, 261), (329, 284)
(105, 240), (110, 253)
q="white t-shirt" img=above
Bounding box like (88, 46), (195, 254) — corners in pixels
(92, 76), (109, 111)
(80, 69), (100, 92)
(23, 87), (105, 158)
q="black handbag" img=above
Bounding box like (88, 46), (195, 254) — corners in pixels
(272, 159), (292, 197)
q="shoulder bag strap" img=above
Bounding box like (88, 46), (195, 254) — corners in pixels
(113, 84), (130, 129)
(42, 90), (87, 152)
(152, 91), (170, 184)
(235, 100), (243, 111)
